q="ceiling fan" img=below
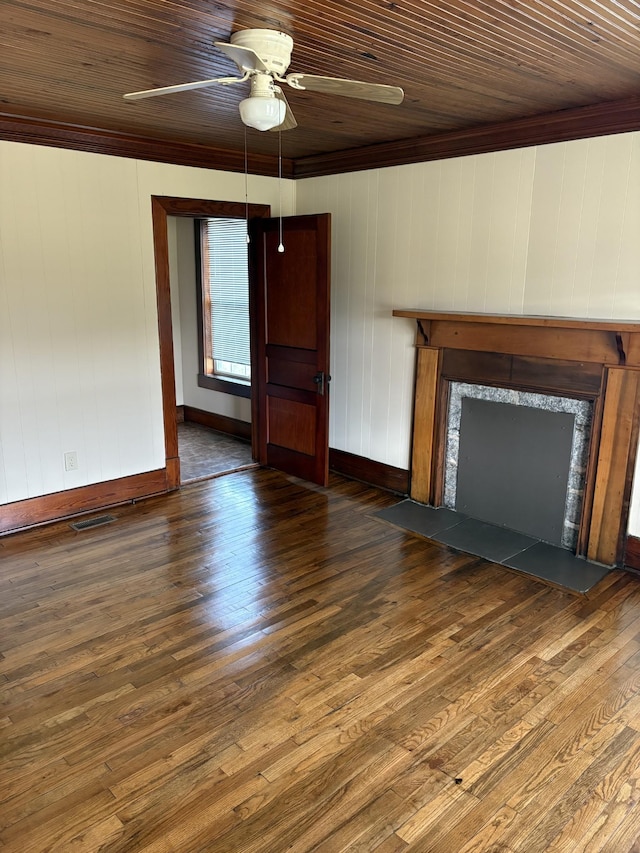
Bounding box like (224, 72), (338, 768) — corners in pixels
(124, 28), (404, 132)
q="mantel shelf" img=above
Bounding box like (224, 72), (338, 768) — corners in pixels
(392, 309), (640, 333)
(392, 309), (640, 367)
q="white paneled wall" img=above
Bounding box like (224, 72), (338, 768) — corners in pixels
(297, 147), (537, 468)
(0, 145), (153, 500)
(0, 141), (292, 504)
(525, 134), (639, 318)
(296, 132), (640, 534)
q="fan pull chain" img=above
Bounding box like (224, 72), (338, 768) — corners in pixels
(277, 129), (285, 253)
(244, 126), (250, 244)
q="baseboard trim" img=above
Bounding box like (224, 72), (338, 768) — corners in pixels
(183, 406), (252, 442)
(625, 535), (640, 572)
(329, 448), (409, 495)
(0, 468), (170, 535)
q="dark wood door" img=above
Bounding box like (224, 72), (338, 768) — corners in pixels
(250, 213), (331, 486)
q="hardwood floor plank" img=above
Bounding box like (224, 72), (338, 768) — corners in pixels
(2, 468), (640, 851)
(598, 800), (640, 852)
(395, 778), (480, 844)
(262, 743), (412, 853)
(500, 726), (640, 852)
(311, 788), (409, 852)
(457, 804), (519, 853)
(1, 788), (117, 851)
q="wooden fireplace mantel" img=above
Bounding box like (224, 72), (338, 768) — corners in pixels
(392, 310), (640, 367)
(394, 310), (640, 567)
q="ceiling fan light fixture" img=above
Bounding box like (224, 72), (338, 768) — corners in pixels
(124, 28), (404, 134)
(239, 96), (286, 131)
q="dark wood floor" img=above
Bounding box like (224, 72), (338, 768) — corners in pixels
(2, 469), (640, 852)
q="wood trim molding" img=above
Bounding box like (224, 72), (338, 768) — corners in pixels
(0, 469), (169, 535)
(183, 406), (252, 442)
(4, 96), (638, 181)
(392, 310), (640, 333)
(329, 448), (409, 495)
(197, 375), (251, 398)
(151, 196), (270, 486)
(394, 310), (640, 367)
(625, 536), (640, 572)
(151, 197), (180, 490)
(410, 347), (441, 504)
(396, 310), (640, 567)
(294, 95), (640, 178)
(0, 113), (293, 178)
(440, 349), (604, 399)
(588, 369), (640, 565)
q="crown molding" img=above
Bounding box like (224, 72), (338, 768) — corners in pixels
(3, 95), (639, 181)
(293, 95), (640, 178)
(0, 113), (293, 178)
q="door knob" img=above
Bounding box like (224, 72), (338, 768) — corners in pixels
(313, 371), (331, 395)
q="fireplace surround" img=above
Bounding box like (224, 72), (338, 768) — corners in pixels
(443, 382), (592, 549)
(393, 310), (640, 567)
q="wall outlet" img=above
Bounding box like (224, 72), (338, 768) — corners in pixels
(64, 451), (79, 472)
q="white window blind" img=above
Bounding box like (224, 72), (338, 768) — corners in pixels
(203, 218), (250, 379)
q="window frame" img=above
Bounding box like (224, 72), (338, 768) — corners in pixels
(194, 203), (269, 398)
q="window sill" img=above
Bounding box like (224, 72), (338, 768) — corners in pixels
(198, 373), (251, 399)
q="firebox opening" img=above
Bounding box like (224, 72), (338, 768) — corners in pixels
(456, 398), (574, 546)
(444, 382), (593, 552)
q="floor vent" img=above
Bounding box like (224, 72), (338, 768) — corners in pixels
(70, 514), (116, 531)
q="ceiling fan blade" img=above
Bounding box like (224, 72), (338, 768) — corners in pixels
(214, 42), (268, 73)
(286, 73), (404, 105)
(271, 89), (298, 131)
(124, 76), (245, 100)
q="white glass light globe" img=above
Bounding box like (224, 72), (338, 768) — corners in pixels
(239, 97), (286, 131)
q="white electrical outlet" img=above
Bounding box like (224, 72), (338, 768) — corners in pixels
(64, 451), (79, 472)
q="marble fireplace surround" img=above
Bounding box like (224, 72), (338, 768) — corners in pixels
(392, 310), (640, 567)
(443, 381), (592, 551)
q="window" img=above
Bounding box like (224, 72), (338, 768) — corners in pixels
(197, 217), (251, 397)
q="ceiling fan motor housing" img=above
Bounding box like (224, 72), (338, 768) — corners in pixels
(230, 29), (294, 76)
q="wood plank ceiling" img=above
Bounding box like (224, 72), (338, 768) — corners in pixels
(1, 0), (640, 176)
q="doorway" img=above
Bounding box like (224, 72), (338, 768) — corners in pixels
(152, 198), (332, 491)
(151, 196), (270, 489)
(167, 212), (259, 484)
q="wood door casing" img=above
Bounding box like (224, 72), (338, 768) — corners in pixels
(251, 214), (331, 486)
(151, 196), (270, 485)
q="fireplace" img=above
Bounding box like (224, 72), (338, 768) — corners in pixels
(444, 383), (592, 549)
(393, 310), (640, 567)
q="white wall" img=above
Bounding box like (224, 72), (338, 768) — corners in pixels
(0, 141), (293, 504)
(296, 132), (640, 534)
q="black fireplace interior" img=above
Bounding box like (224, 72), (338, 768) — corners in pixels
(456, 398), (575, 546)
